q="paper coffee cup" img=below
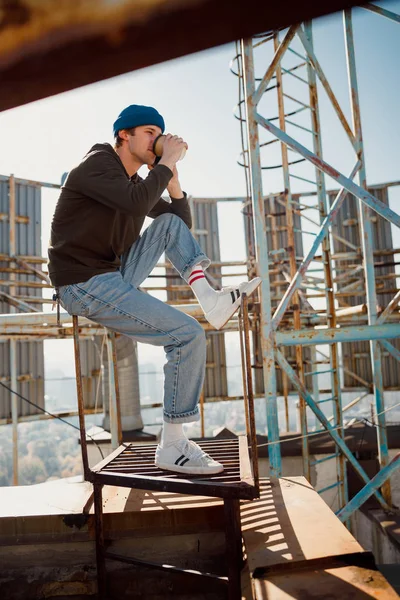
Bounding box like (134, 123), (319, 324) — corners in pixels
(153, 135), (187, 161)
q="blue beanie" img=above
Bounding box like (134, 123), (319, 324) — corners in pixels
(113, 105), (165, 137)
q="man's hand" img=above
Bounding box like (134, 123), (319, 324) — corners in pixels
(148, 163), (183, 199)
(166, 164), (183, 198)
(158, 134), (187, 172)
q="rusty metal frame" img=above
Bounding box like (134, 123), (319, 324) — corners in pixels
(239, 5), (400, 517)
(71, 298), (258, 600)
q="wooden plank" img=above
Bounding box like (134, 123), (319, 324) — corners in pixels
(242, 477), (399, 598)
(92, 485), (228, 515)
(0, 476), (93, 518)
(239, 434), (255, 488)
(253, 565), (399, 599)
(241, 477), (363, 574)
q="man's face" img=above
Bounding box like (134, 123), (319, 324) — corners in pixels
(126, 124), (162, 165)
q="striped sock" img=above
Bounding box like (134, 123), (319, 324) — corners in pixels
(188, 268), (205, 286)
(187, 265), (217, 313)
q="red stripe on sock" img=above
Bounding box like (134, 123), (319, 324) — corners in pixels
(189, 269), (203, 277)
(188, 274), (205, 286)
(188, 269), (204, 282)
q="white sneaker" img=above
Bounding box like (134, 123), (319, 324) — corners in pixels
(205, 277), (262, 330)
(155, 438), (224, 475)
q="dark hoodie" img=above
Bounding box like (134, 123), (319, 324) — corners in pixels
(48, 143), (192, 287)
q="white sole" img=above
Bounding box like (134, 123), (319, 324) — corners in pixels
(206, 277), (262, 330)
(155, 460), (224, 475)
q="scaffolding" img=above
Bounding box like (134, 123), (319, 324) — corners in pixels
(231, 4), (400, 517)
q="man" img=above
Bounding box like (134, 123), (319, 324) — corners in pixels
(48, 104), (261, 475)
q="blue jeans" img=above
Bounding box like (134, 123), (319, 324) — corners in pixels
(58, 213), (210, 423)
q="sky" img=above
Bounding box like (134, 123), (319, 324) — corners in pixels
(1, 2), (400, 395)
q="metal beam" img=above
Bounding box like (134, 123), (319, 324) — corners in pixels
(241, 38), (281, 476)
(252, 25), (299, 105)
(362, 3), (400, 23)
(304, 19), (346, 510)
(344, 8), (391, 505)
(274, 348), (391, 511)
(297, 25), (355, 145)
(336, 453), (400, 522)
(380, 339), (400, 364)
(276, 323), (400, 346)
(255, 112), (400, 227)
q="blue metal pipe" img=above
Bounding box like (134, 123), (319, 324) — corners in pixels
(255, 111), (400, 228)
(274, 348), (391, 511)
(305, 368), (335, 376)
(276, 323), (400, 346)
(317, 481), (340, 494)
(363, 2), (400, 23)
(316, 397), (336, 404)
(344, 8), (391, 505)
(241, 39), (281, 477)
(337, 453), (400, 522)
(311, 454), (339, 466)
(380, 339), (400, 363)
(304, 18), (347, 512)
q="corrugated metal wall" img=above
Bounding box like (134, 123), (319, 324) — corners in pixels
(329, 185), (400, 389)
(166, 199), (228, 398)
(0, 177), (45, 419)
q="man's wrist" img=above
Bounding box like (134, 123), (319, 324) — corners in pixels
(169, 191), (187, 201)
(167, 184), (183, 198)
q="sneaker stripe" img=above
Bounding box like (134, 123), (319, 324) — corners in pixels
(236, 288), (240, 300)
(174, 454), (185, 465)
(180, 458), (190, 466)
(230, 291), (235, 304)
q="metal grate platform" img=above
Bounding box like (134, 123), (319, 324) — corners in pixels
(91, 436), (257, 500)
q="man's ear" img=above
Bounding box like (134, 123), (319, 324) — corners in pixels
(119, 129), (130, 142)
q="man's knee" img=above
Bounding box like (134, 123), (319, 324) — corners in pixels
(154, 212), (180, 227)
(192, 319), (206, 345)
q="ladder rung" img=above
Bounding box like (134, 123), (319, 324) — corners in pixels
(294, 228), (317, 236)
(283, 92), (313, 110)
(305, 368), (336, 376)
(281, 67), (308, 85)
(310, 453), (339, 466)
(287, 47), (310, 63)
(317, 481), (342, 494)
(285, 118), (316, 135)
(316, 396), (337, 404)
(289, 173), (318, 186)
